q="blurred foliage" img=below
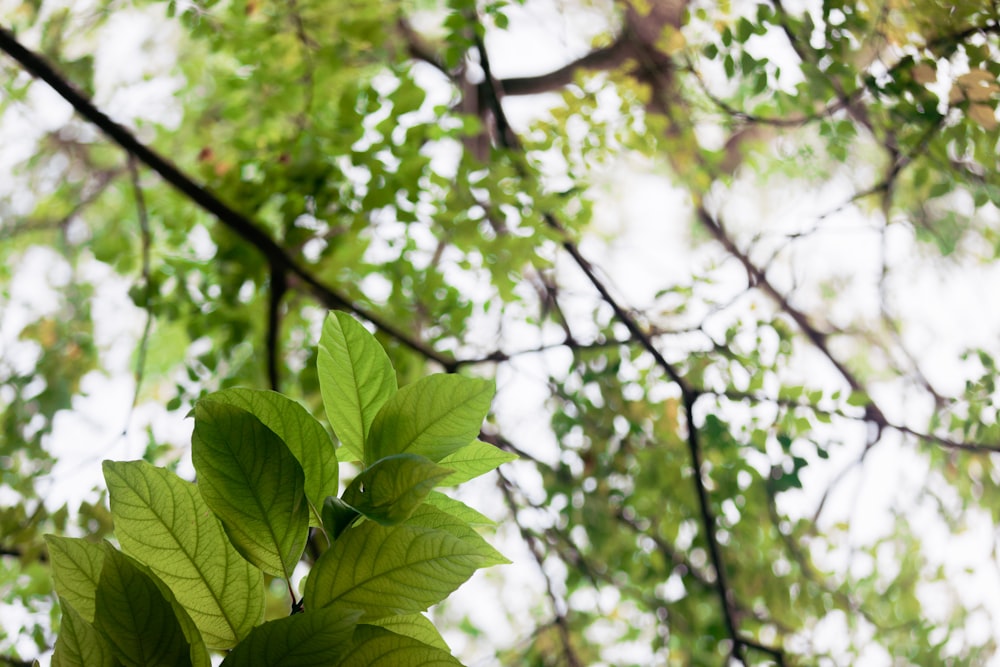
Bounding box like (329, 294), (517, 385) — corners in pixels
(2, 0), (1000, 664)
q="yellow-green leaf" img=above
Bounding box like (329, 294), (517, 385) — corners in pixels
(103, 460), (264, 649)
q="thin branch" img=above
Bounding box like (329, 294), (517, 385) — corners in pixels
(267, 267), (287, 391)
(497, 470), (583, 667)
(473, 28), (776, 666)
(122, 157), (154, 437)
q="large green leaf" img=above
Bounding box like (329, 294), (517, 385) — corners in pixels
(335, 625), (461, 666)
(191, 400), (309, 579)
(45, 536), (105, 622)
(52, 598), (118, 667)
(93, 545), (210, 667)
(366, 375), (494, 464)
(368, 614), (449, 651)
(341, 454), (453, 526)
(219, 607), (361, 667)
(436, 440), (517, 486)
(103, 460), (264, 649)
(318, 311), (397, 463)
(202, 388), (338, 525)
(304, 503), (507, 619)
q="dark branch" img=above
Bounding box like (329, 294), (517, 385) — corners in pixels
(500, 36), (634, 96)
(473, 26), (777, 666)
(0, 24), (453, 369)
(267, 266), (287, 392)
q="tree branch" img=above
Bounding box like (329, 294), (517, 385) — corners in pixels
(0, 24), (453, 369)
(473, 27), (776, 665)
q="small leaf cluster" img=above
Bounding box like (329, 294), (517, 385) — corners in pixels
(46, 311), (513, 666)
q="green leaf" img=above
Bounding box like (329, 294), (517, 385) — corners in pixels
(52, 598), (118, 667)
(368, 614), (449, 651)
(342, 454), (453, 526)
(102, 460), (264, 649)
(436, 440), (517, 486)
(404, 504), (508, 563)
(191, 400), (309, 579)
(304, 504), (506, 619)
(366, 375), (494, 463)
(322, 496), (360, 540)
(202, 388), (338, 526)
(846, 390), (870, 407)
(220, 607), (361, 667)
(45, 536), (105, 622)
(423, 491), (495, 527)
(335, 625), (461, 666)
(93, 545), (210, 667)
(318, 311), (397, 463)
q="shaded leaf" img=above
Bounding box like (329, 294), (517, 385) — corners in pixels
(203, 388), (338, 525)
(342, 453), (453, 526)
(93, 545), (209, 667)
(192, 400), (309, 579)
(52, 598), (119, 667)
(322, 496), (360, 541)
(220, 607), (361, 667)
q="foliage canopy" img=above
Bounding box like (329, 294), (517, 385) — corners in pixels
(2, 0), (1000, 664)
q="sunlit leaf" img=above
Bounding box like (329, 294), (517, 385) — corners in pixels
(366, 375), (494, 463)
(368, 614), (449, 651)
(436, 440), (517, 486)
(45, 536), (105, 622)
(318, 311), (397, 463)
(335, 625), (461, 666)
(103, 460), (264, 648)
(305, 504), (506, 619)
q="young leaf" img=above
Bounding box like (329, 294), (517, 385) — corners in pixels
(103, 460), (264, 649)
(220, 607), (361, 667)
(52, 598), (117, 667)
(436, 440), (517, 486)
(304, 504), (506, 619)
(191, 400), (309, 579)
(335, 625), (461, 666)
(45, 535), (105, 622)
(201, 388), (339, 525)
(93, 545), (210, 667)
(367, 614), (449, 652)
(341, 454), (453, 526)
(423, 491), (495, 527)
(366, 375), (494, 463)
(405, 504), (508, 565)
(318, 311), (397, 463)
